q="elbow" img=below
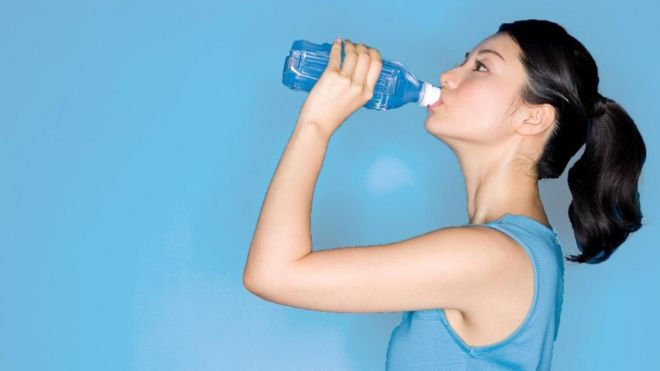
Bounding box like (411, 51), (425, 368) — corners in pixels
(242, 252), (263, 292)
(243, 267), (272, 294)
(243, 268), (260, 293)
(243, 266), (287, 298)
(243, 253), (295, 295)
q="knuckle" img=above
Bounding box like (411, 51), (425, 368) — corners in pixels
(368, 48), (382, 64)
(332, 72), (347, 83)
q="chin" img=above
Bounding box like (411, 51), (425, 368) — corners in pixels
(424, 116), (445, 135)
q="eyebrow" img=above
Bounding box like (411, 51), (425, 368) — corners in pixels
(464, 49), (505, 62)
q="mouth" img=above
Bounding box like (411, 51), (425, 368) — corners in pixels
(427, 96), (444, 111)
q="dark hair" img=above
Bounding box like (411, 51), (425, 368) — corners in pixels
(497, 19), (646, 264)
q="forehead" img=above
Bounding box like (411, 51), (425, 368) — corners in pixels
(471, 33), (521, 63)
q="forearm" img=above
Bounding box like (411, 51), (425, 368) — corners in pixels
(244, 121), (330, 283)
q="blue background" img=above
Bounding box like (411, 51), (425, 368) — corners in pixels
(2, 0), (658, 370)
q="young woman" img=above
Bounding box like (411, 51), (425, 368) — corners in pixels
(243, 19), (646, 370)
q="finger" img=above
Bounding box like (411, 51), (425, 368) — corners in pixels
(365, 48), (383, 96)
(326, 36), (342, 72)
(352, 43), (371, 88)
(340, 39), (357, 78)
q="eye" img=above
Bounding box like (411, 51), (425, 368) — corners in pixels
(456, 58), (488, 72)
(472, 60), (488, 72)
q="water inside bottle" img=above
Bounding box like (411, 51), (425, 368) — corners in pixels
(282, 40), (440, 111)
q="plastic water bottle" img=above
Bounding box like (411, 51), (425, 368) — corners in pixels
(282, 39), (441, 111)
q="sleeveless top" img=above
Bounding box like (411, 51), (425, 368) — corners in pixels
(385, 214), (565, 371)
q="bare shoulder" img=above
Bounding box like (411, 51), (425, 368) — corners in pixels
(446, 225), (536, 345)
(245, 224), (533, 314)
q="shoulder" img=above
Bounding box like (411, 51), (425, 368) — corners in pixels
(246, 224), (532, 313)
(436, 225), (532, 287)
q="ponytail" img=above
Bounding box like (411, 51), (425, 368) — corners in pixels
(497, 19), (648, 264)
(565, 94), (646, 263)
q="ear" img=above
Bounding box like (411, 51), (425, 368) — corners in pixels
(519, 103), (556, 135)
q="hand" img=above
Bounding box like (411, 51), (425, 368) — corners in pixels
(296, 37), (383, 139)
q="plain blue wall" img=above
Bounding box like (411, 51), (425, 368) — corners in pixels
(1, 0), (658, 370)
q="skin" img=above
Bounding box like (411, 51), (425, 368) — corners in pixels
(425, 32), (557, 227)
(425, 33), (558, 344)
(244, 34), (559, 346)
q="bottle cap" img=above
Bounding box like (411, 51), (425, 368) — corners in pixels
(419, 82), (441, 106)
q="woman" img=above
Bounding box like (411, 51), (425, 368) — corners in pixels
(243, 19), (646, 370)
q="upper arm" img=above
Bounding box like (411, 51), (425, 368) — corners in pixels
(244, 225), (528, 314)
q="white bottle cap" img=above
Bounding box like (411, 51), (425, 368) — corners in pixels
(419, 82), (442, 107)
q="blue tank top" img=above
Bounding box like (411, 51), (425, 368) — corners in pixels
(385, 214), (565, 371)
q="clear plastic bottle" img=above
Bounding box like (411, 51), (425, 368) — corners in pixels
(282, 39), (441, 111)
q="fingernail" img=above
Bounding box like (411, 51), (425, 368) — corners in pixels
(335, 35), (341, 43)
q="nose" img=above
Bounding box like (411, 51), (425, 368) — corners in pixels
(439, 69), (455, 90)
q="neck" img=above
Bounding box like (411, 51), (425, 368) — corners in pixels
(455, 142), (548, 226)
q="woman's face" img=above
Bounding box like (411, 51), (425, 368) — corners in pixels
(425, 33), (528, 145)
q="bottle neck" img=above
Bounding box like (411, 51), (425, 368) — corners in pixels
(418, 82), (441, 106)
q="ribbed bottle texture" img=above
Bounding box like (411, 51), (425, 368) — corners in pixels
(282, 40), (441, 111)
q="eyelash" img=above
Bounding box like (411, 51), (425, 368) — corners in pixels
(458, 59), (488, 72)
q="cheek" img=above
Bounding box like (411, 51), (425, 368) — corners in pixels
(428, 87), (501, 127)
(459, 82), (516, 131)
(458, 84), (503, 119)
(424, 84), (510, 140)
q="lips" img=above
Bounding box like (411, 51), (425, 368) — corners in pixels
(428, 96), (444, 109)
